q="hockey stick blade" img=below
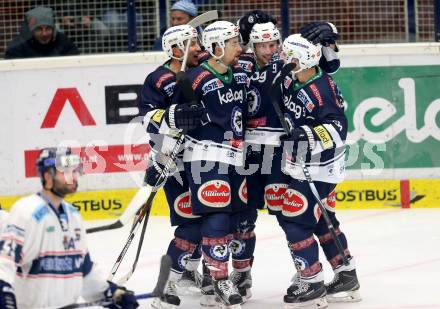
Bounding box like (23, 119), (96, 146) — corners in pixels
(188, 10), (218, 27)
(58, 255), (171, 309)
(86, 185), (153, 233)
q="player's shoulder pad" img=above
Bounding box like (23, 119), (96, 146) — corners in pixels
(189, 66), (212, 91)
(63, 202), (80, 216)
(10, 194), (49, 223)
(151, 66), (176, 90)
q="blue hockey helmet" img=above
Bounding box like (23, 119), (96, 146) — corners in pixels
(36, 147), (82, 185)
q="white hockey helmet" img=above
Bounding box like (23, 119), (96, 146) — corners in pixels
(202, 21), (240, 58)
(249, 22), (281, 46)
(282, 34), (322, 70)
(162, 24), (198, 60)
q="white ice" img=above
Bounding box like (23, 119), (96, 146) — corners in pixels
(86, 209), (440, 309)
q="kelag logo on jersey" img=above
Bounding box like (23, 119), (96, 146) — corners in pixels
(202, 79), (224, 95)
(297, 89), (315, 112)
(233, 73), (248, 84)
(247, 86), (261, 116)
(250, 71), (267, 83)
(231, 106), (243, 136)
(218, 89), (244, 105)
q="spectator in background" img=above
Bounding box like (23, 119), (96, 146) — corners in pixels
(152, 0), (198, 50)
(4, 6), (79, 59)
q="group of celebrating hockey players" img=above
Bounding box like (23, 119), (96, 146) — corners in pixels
(139, 9), (361, 309)
(0, 8), (361, 309)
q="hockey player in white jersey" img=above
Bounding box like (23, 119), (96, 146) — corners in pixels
(0, 147), (138, 309)
(0, 209), (8, 234)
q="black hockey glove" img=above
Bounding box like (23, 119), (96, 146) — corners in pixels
(299, 21), (339, 46)
(281, 126), (316, 160)
(238, 10), (277, 45)
(0, 280), (17, 309)
(164, 102), (206, 133)
(104, 281), (139, 309)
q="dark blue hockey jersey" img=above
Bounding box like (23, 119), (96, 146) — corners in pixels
(179, 61), (249, 166)
(239, 53), (286, 146)
(280, 67), (347, 183)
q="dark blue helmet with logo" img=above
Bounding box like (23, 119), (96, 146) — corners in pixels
(36, 147), (82, 185)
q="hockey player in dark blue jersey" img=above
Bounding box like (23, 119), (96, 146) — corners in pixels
(230, 11), (343, 301)
(276, 34), (361, 308)
(175, 20), (248, 308)
(138, 24), (207, 309)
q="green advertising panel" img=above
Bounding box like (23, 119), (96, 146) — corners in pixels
(333, 65), (440, 170)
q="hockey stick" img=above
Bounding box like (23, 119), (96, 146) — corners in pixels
(85, 10), (218, 235)
(59, 255), (172, 309)
(107, 12), (209, 281)
(270, 63), (349, 266)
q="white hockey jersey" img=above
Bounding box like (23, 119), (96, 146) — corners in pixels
(0, 210), (9, 234)
(0, 193), (109, 309)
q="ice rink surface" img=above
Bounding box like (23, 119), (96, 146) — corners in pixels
(86, 209), (440, 309)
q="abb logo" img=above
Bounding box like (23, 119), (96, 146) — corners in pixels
(41, 85), (142, 128)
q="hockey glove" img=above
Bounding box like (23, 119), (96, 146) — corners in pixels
(164, 103), (206, 133)
(238, 10), (277, 45)
(0, 280), (17, 309)
(104, 281), (139, 309)
(282, 126), (316, 160)
(299, 21), (339, 46)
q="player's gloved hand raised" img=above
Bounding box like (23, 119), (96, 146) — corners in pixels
(164, 102), (206, 133)
(238, 10), (277, 45)
(104, 282), (139, 309)
(299, 22), (338, 46)
(0, 280), (17, 309)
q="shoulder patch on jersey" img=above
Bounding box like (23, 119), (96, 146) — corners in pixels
(155, 72), (174, 89)
(313, 125), (334, 149)
(233, 72), (248, 84)
(297, 89), (315, 112)
(202, 79), (224, 95)
(238, 60), (253, 73)
(231, 106), (243, 137)
(192, 70), (211, 90)
(32, 204), (49, 222)
(309, 83), (324, 106)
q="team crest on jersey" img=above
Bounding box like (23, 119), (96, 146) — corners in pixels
(174, 191), (200, 219)
(265, 183), (288, 212)
(234, 72), (248, 84)
(297, 89), (315, 112)
(239, 179), (248, 203)
(229, 239), (245, 256)
(247, 87), (261, 117)
(178, 252), (192, 270)
(210, 244), (229, 260)
(197, 180), (231, 207)
(231, 106), (243, 136)
(284, 76), (293, 89)
(163, 82), (176, 97)
(202, 79), (224, 95)
(324, 190), (336, 212)
(282, 189), (308, 217)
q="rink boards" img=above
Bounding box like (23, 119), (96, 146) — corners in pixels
(0, 43), (439, 218)
(1, 178), (440, 220)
